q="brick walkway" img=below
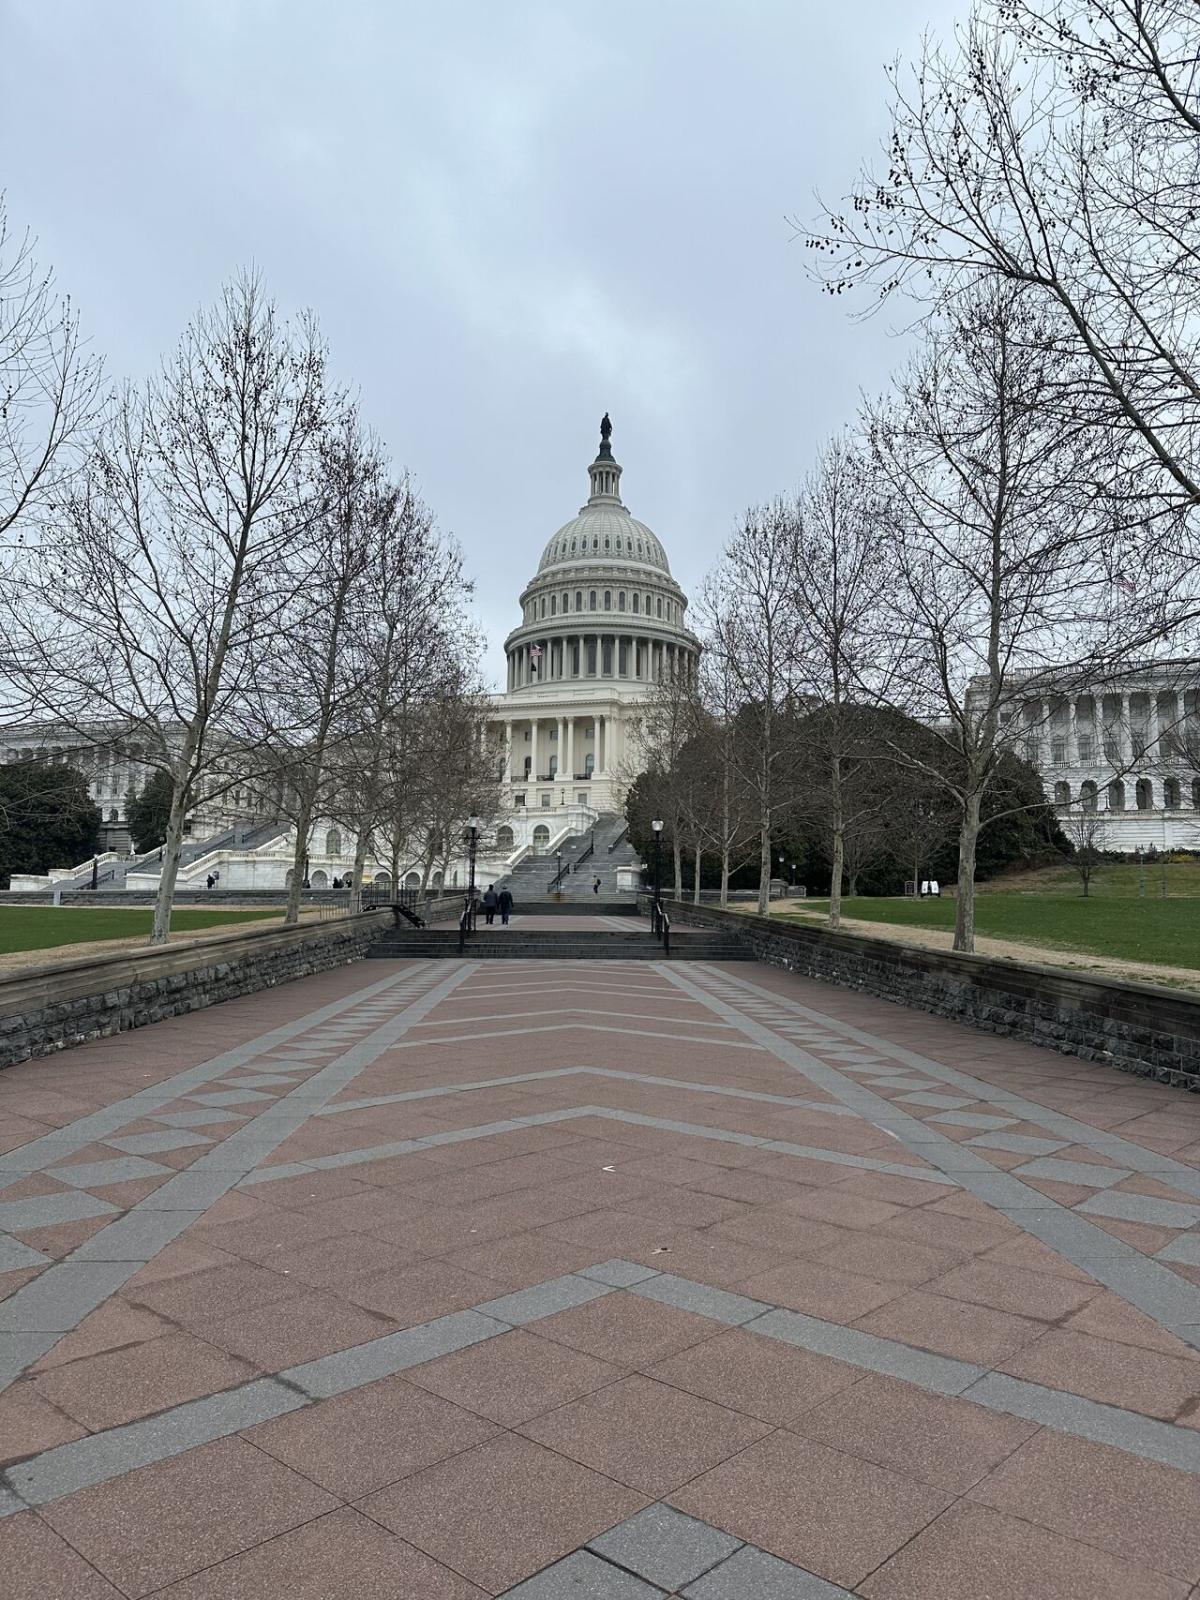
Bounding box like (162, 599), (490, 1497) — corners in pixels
(3, 954), (1200, 1597)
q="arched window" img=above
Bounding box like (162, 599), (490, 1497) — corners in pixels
(618, 591), (626, 610)
(1165, 778), (1181, 809)
(550, 594), (557, 615)
(602, 640), (613, 674)
(1081, 780), (1098, 813)
(431, 870), (443, 889)
(548, 755), (558, 777)
(584, 753), (594, 776)
(496, 825), (514, 851)
(310, 869), (329, 888)
(632, 593), (639, 613)
(325, 828), (342, 857)
(373, 871), (391, 885)
(589, 590), (597, 610)
(1107, 779), (1126, 812)
(404, 871), (420, 888)
(575, 590), (582, 610)
(532, 823), (550, 851)
(1135, 778), (1153, 811)
(604, 590), (611, 610)
(540, 597), (547, 617)
(657, 597), (663, 618)
(523, 755), (532, 777)
(1053, 782), (1071, 808)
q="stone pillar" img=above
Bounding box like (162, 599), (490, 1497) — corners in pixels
(1120, 693), (1132, 763)
(597, 714), (606, 775)
(503, 720), (513, 782)
(566, 716), (575, 781)
(530, 719), (540, 783)
(556, 716), (565, 778)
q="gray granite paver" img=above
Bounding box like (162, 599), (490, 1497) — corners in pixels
(475, 1275), (613, 1325)
(104, 1130), (213, 1155)
(588, 1503), (742, 1589)
(684, 1544), (852, 1598)
(47, 1158), (171, 1196)
(0, 1190), (116, 1233)
(500, 1550), (663, 1597)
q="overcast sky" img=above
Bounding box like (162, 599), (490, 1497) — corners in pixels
(3, 0), (963, 689)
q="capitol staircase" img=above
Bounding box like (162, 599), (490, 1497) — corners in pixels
(493, 812), (642, 905)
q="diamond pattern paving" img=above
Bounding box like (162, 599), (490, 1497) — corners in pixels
(3, 950), (1200, 1595)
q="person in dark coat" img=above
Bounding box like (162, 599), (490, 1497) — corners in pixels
(482, 884), (498, 925)
(593, 876), (601, 895)
(498, 886), (513, 925)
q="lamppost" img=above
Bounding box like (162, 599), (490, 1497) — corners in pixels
(651, 818), (664, 931)
(90, 855), (98, 891)
(789, 861), (797, 890)
(555, 848), (562, 888)
(302, 851), (310, 890)
(465, 814), (481, 927)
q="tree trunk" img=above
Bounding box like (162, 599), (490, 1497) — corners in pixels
(848, 871), (859, 896)
(150, 778), (192, 946)
(758, 808), (771, 916)
(828, 753), (844, 930)
(672, 838), (683, 900)
(351, 827), (371, 912)
(693, 843), (702, 904)
(953, 789), (982, 953)
(285, 799), (314, 926)
(720, 847), (730, 908)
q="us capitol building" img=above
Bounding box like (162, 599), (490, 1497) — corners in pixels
(481, 415), (699, 861)
(7, 418), (700, 893)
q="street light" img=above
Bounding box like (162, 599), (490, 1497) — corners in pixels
(465, 814), (481, 927)
(555, 848), (562, 887)
(651, 818), (664, 931)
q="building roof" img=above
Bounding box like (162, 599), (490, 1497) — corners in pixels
(534, 419), (672, 578)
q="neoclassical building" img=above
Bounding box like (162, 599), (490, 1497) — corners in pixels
(995, 663), (1200, 850)
(483, 416), (700, 854)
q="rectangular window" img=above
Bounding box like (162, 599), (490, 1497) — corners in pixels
(586, 642), (597, 673)
(1077, 734), (1094, 763)
(1050, 738), (1067, 765)
(577, 791), (588, 804)
(585, 724), (594, 739)
(549, 727), (558, 740)
(540, 791), (551, 808)
(514, 793), (525, 807)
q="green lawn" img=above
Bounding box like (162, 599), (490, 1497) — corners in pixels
(786, 895), (1200, 970)
(977, 860), (1200, 898)
(0, 907), (280, 955)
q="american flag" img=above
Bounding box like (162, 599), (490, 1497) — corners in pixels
(1114, 572), (1137, 596)
(530, 644), (542, 674)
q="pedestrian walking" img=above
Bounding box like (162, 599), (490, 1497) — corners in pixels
(206, 874), (215, 890)
(498, 886), (513, 925)
(482, 884), (498, 925)
(592, 876), (601, 896)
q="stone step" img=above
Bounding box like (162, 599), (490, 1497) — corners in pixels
(367, 929), (753, 961)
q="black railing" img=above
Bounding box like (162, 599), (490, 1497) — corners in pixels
(607, 824), (630, 852)
(458, 899), (476, 954)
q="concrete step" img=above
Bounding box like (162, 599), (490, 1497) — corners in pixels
(367, 929), (753, 961)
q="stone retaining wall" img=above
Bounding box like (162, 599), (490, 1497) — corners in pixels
(0, 912), (391, 1072)
(658, 897), (1200, 1090)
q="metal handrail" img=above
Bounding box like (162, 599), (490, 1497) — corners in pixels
(607, 824), (630, 852)
(458, 900), (475, 954)
(660, 906), (671, 958)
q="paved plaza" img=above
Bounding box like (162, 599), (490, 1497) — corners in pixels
(4, 954), (1200, 1596)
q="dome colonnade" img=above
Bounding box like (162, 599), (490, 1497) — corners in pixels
(487, 418), (700, 824)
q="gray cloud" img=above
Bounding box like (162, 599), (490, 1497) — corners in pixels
(2, 0), (962, 686)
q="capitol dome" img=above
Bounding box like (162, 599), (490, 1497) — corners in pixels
(531, 415), (670, 576)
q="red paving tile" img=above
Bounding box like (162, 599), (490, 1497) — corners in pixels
(6, 954), (1200, 1597)
(357, 1432), (646, 1591)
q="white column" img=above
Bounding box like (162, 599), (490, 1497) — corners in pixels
(1120, 693), (1132, 763)
(530, 718), (540, 783)
(556, 716), (565, 777)
(597, 714), (606, 775)
(503, 720), (513, 782)
(566, 716), (575, 780)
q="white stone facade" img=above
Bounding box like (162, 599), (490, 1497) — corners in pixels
(995, 664), (1200, 851)
(484, 419), (700, 836)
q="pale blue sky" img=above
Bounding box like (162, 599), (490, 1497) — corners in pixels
(2, 0), (962, 687)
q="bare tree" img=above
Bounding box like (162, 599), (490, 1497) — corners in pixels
(804, 0), (1200, 574)
(788, 438), (895, 928)
(6, 274), (335, 943)
(867, 287), (1118, 951)
(626, 667), (703, 900)
(696, 631), (758, 906)
(0, 198), (103, 555)
(1056, 804), (1110, 897)
(701, 504), (804, 914)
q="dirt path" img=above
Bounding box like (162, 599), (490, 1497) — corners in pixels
(0, 911), (328, 974)
(775, 902), (1200, 992)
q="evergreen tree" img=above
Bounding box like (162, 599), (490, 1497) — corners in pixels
(126, 770), (174, 853)
(0, 761), (100, 886)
